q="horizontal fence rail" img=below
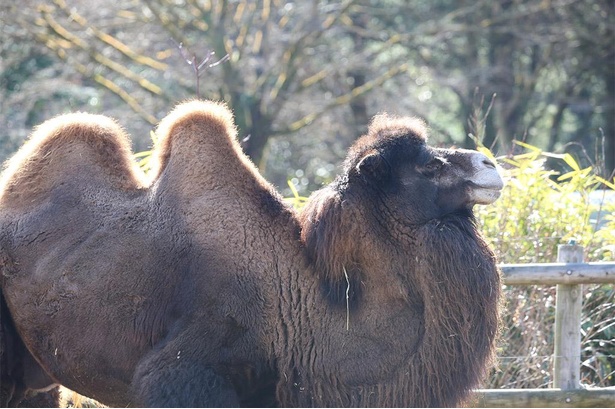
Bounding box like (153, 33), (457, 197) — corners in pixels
(473, 244), (615, 408)
(474, 387), (615, 408)
(501, 262), (615, 285)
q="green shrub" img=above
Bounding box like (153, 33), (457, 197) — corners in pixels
(474, 142), (614, 388)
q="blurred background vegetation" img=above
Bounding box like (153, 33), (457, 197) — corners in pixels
(1, 0), (613, 193)
(1, 0), (614, 395)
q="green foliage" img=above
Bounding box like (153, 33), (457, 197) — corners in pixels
(473, 142), (614, 388)
(284, 180), (309, 210)
(134, 131), (159, 175)
(475, 141), (615, 264)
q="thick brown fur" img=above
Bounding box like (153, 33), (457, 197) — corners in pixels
(0, 102), (501, 407)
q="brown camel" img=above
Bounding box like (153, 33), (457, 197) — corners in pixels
(0, 100), (503, 407)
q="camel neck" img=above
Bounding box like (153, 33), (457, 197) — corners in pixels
(273, 213), (500, 407)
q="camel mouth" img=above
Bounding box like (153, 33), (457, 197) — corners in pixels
(470, 186), (503, 205)
(467, 163), (504, 205)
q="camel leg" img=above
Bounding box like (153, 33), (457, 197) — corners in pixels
(132, 351), (240, 408)
(1, 296), (59, 408)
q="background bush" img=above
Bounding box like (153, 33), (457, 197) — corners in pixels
(473, 143), (614, 388)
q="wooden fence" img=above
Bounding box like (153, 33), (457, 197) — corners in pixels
(473, 243), (615, 408)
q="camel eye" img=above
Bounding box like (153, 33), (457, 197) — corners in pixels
(421, 157), (446, 176)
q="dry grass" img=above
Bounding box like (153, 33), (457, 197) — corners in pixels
(59, 388), (104, 408)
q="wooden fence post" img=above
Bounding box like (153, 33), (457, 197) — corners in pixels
(553, 242), (584, 390)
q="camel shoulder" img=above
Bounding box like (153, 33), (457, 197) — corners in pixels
(0, 113), (145, 209)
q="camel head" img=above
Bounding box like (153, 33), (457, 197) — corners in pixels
(342, 114), (503, 223)
(300, 113), (503, 292)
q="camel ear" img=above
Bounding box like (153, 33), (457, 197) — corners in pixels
(355, 152), (390, 181)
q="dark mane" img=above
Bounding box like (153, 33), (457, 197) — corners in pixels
(411, 215), (500, 406)
(343, 114), (427, 167)
(299, 187), (364, 306)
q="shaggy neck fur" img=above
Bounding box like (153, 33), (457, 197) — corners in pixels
(409, 215), (500, 407)
(283, 187), (500, 407)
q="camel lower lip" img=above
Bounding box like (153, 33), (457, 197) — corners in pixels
(472, 188), (502, 205)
